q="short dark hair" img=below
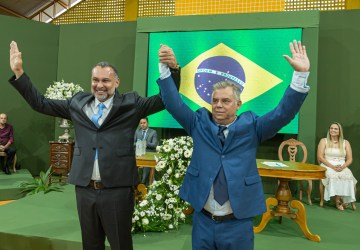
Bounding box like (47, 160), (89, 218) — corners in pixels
(140, 117), (149, 122)
(93, 61), (119, 80)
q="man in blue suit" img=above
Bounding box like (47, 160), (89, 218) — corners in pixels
(157, 41), (310, 250)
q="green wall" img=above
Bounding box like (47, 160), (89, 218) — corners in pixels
(0, 17), (137, 175)
(0, 15), (59, 175)
(1, 10), (359, 200)
(317, 10), (360, 199)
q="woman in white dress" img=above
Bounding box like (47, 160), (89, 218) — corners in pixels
(317, 122), (357, 210)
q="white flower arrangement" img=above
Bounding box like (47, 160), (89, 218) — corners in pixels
(132, 136), (193, 233)
(44, 80), (84, 100)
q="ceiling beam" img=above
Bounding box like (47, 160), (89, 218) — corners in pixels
(0, 4), (26, 18)
(56, 0), (69, 9)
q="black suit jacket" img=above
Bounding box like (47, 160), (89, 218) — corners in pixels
(9, 70), (180, 187)
(134, 128), (158, 152)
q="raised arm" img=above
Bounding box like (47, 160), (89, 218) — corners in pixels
(283, 40), (310, 72)
(10, 41), (24, 79)
(157, 45), (196, 135)
(159, 44), (181, 90)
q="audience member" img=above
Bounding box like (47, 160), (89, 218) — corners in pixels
(317, 122), (357, 210)
(134, 117), (158, 185)
(0, 113), (16, 175)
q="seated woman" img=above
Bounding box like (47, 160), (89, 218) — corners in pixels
(317, 122), (357, 211)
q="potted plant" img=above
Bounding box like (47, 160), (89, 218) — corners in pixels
(19, 166), (63, 196)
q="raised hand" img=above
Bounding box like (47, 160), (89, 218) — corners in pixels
(10, 41), (24, 78)
(158, 44), (178, 69)
(283, 40), (310, 72)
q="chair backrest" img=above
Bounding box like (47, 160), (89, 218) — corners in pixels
(278, 138), (307, 163)
(0, 152), (7, 157)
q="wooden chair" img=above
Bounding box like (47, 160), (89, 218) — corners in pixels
(0, 151), (17, 173)
(278, 138), (312, 205)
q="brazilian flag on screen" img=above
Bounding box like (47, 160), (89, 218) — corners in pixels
(147, 28), (302, 134)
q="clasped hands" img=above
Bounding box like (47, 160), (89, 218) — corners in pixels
(333, 164), (346, 172)
(158, 44), (178, 69)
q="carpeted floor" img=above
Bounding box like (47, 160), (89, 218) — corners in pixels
(0, 183), (358, 250)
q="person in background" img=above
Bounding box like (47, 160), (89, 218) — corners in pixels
(0, 113), (16, 175)
(317, 122), (357, 211)
(157, 41), (310, 250)
(134, 117), (158, 185)
(9, 41), (180, 250)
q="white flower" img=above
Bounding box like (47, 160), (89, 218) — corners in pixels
(156, 194), (162, 200)
(184, 149), (192, 158)
(142, 218), (149, 225)
(163, 144), (171, 152)
(45, 80), (83, 100)
(139, 200), (148, 207)
(168, 224), (174, 229)
(155, 161), (166, 171)
(163, 214), (172, 220)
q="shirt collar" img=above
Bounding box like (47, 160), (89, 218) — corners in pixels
(215, 116), (237, 128)
(94, 95), (114, 109)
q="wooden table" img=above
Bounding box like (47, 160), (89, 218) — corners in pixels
(254, 159), (326, 242)
(136, 152), (157, 185)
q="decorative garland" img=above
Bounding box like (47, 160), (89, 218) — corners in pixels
(132, 136), (193, 233)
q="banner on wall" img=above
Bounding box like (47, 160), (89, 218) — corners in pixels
(147, 28), (302, 134)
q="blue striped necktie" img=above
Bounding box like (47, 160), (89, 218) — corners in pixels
(91, 103), (105, 128)
(91, 103), (105, 160)
(213, 125), (229, 205)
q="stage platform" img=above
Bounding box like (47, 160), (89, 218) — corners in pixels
(0, 169), (33, 201)
(0, 184), (358, 250)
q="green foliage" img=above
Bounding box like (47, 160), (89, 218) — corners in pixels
(19, 167), (63, 196)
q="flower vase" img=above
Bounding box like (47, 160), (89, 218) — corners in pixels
(58, 118), (72, 142)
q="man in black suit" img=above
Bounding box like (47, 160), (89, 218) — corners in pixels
(9, 41), (180, 250)
(134, 117), (158, 185)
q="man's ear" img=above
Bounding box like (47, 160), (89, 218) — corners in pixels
(237, 100), (242, 110)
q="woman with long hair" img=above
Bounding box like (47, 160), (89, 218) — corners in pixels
(317, 122), (357, 210)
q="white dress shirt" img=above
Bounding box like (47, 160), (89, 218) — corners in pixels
(83, 96), (114, 181)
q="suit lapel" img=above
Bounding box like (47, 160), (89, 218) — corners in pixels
(73, 94), (96, 126)
(206, 118), (223, 149)
(224, 124), (236, 151)
(101, 91), (122, 127)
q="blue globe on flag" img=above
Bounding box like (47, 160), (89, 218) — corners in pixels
(194, 56), (246, 104)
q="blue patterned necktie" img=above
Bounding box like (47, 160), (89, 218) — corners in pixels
(214, 125), (229, 205)
(91, 103), (105, 128)
(91, 103), (105, 160)
(142, 130), (146, 140)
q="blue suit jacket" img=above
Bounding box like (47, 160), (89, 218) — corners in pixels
(157, 76), (307, 219)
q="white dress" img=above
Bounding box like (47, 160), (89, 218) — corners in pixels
(321, 140), (357, 203)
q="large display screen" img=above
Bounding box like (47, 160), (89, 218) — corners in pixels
(147, 28), (302, 134)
